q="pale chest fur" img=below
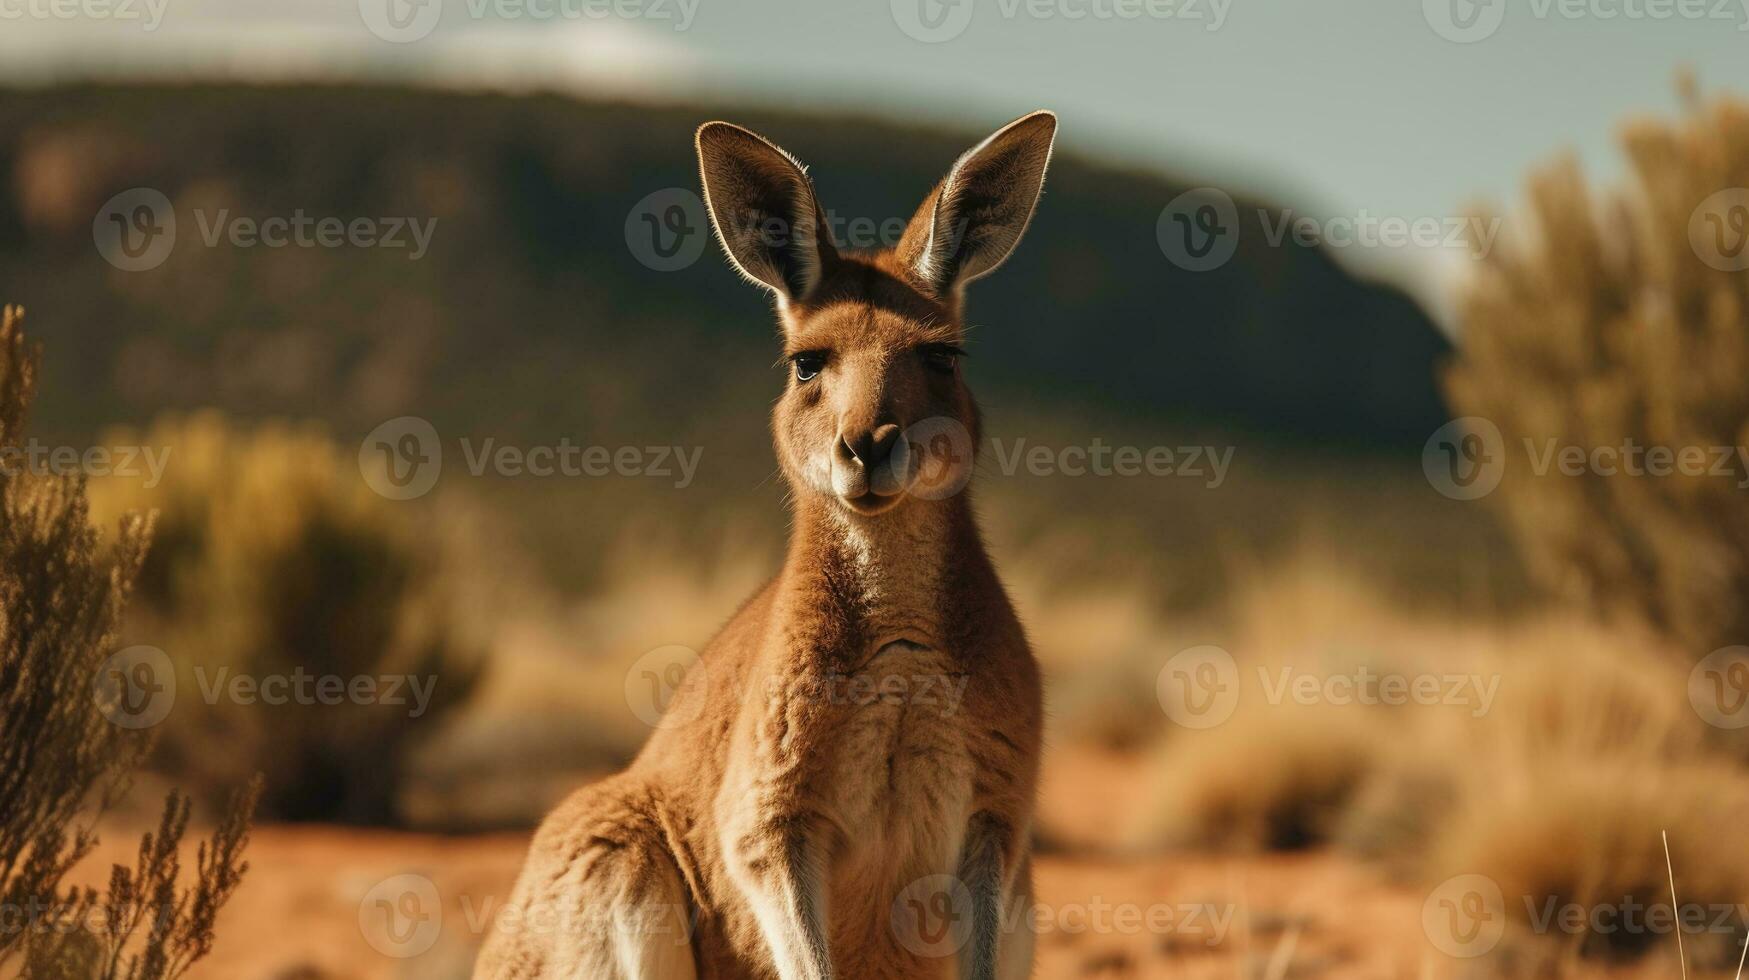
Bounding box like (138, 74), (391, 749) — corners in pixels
(814, 518), (978, 946)
(812, 639), (976, 966)
(816, 640), (975, 868)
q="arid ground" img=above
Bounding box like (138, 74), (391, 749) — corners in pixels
(75, 741), (1700, 980)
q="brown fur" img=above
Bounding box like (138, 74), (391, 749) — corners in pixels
(474, 110), (1058, 980)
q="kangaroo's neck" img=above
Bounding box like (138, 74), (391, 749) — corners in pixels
(783, 494), (983, 655)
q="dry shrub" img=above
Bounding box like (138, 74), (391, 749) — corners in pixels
(88, 412), (488, 825)
(1427, 91), (1749, 965)
(1127, 551), (1742, 967)
(0, 306), (255, 980)
(1130, 701), (1387, 852)
(1410, 631), (1745, 969)
(1128, 554), (1479, 853)
(1429, 764), (1749, 969)
(1445, 91), (1749, 654)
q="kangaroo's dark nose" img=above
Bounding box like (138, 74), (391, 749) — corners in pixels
(840, 422), (902, 470)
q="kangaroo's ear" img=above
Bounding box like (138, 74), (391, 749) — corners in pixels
(898, 110), (1057, 299)
(696, 121), (837, 305)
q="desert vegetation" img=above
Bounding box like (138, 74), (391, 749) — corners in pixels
(2, 80), (1744, 979)
(87, 413), (489, 825)
(1067, 90), (1749, 975)
(0, 305), (256, 980)
(1446, 89), (1749, 656)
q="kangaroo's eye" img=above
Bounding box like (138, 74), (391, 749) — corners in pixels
(921, 344), (963, 376)
(792, 352), (827, 383)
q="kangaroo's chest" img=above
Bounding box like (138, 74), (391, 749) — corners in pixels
(817, 640), (976, 878)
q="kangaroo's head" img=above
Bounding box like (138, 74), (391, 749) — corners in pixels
(696, 111), (1056, 520)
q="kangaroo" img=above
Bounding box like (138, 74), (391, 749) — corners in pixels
(473, 109), (1057, 980)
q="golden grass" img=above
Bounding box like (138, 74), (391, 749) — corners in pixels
(1095, 552), (1749, 970)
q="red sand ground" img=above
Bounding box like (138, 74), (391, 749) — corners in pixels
(54, 750), (1470, 979)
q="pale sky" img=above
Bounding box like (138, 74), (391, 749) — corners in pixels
(4, 0), (1747, 315)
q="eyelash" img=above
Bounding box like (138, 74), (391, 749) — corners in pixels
(787, 345), (966, 382)
(791, 351), (827, 382)
(921, 344), (964, 374)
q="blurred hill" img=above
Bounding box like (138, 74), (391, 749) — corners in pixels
(0, 83), (1449, 451)
(0, 84), (1510, 608)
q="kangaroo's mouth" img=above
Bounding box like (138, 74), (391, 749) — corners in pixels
(838, 488), (905, 517)
(830, 439), (912, 516)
